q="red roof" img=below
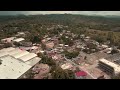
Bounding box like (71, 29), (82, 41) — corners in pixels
(75, 71), (87, 77)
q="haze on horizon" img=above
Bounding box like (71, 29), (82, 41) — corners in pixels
(0, 11), (120, 16)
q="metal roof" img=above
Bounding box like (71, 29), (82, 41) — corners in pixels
(0, 56), (32, 79)
(0, 47), (15, 52)
(0, 51), (8, 58)
(8, 49), (23, 55)
(11, 51), (29, 58)
(25, 57), (41, 66)
(13, 38), (25, 42)
(18, 53), (37, 62)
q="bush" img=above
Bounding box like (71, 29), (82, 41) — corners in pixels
(64, 51), (79, 59)
(51, 66), (75, 79)
(39, 55), (56, 66)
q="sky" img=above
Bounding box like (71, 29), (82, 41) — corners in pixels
(0, 11), (120, 16)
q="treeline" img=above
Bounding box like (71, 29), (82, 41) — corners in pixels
(1, 14), (120, 46)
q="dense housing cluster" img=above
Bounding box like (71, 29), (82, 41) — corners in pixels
(0, 15), (120, 79)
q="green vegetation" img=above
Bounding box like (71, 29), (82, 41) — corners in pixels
(111, 49), (119, 54)
(1, 14), (120, 46)
(39, 55), (56, 66)
(60, 35), (73, 46)
(51, 66), (75, 79)
(64, 50), (79, 59)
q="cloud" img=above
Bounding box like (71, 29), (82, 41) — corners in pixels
(0, 11), (120, 16)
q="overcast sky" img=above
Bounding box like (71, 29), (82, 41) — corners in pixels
(0, 11), (120, 16)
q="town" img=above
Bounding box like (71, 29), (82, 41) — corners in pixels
(0, 14), (120, 79)
(0, 24), (120, 79)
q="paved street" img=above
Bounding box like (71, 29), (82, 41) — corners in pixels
(64, 55), (96, 79)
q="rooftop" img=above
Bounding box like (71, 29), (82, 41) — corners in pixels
(99, 58), (120, 74)
(13, 38), (25, 42)
(11, 50), (29, 58)
(18, 53), (37, 62)
(0, 56), (32, 79)
(25, 57), (41, 66)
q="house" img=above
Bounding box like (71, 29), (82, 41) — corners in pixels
(101, 45), (108, 49)
(16, 32), (25, 37)
(46, 42), (54, 49)
(41, 39), (46, 44)
(20, 41), (32, 47)
(61, 63), (73, 70)
(80, 34), (85, 38)
(1, 37), (16, 43)
(99, 58), (120, 76)
(13, 38), (25, 43)
(85, 36), (90, 39)
(75, 71), (87, 79)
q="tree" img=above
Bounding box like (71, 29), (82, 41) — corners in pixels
(111, 49), (119, 54)
(64, 51), (79, 59)
(51, 66), (75, 79)
(39, 55), (56, 66)
(31, 36), (41, 43)
(60, 35), (73, 46)
(13, 42), (21, 47)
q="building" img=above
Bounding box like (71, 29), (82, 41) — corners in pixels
(11, 50), (29, 58)
(18, 53), (37, 62)
(20, 41), (32, 47)
(61, 63), (73, 70)
(0, 55), (32, 79)
(99, 58), (120, 76)
(1, 37), (16, 43)
(45, 42), (54, 49)
(13, 38), (25, 43)
(25, 57), (41, 67)
(101, 45), (108, 49)
(0, 47), (41, 79)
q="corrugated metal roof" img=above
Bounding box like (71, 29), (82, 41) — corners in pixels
(0, 47), (15, 52)
(11, 51), (29, 58)
(18, 53), (37, 62)
(8, 49), (22, 55)
(25, 57), (41, 66)
(0, 56), (32, 79)
(13, 38), (25, 42)
(0, 51), (8, 58)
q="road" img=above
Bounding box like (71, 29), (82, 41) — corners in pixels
(64, 55), (96, 79)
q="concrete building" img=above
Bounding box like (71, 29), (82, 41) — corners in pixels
(99, 58), (120, 76)
(0, 56), (32, 79)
